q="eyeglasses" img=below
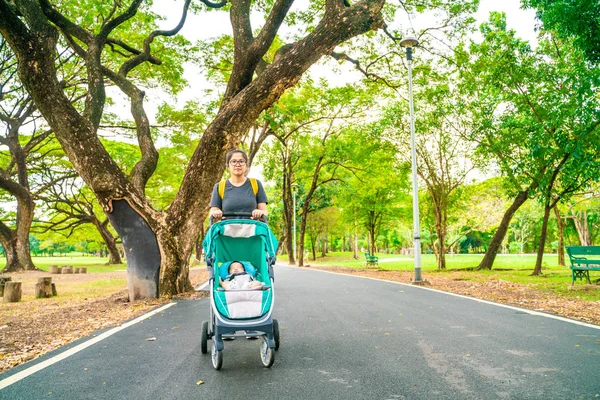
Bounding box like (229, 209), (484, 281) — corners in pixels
(229, 159), (246, 166)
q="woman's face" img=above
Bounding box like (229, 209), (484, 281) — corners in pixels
(228, 153), (247, 177)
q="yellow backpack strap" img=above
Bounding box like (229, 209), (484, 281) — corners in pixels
(218, 180), (226, 199)
(250, 178), (258, 196)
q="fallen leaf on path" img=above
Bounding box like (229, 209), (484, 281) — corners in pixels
(145, 337), (157, 341)
(197, 380), (204, 385)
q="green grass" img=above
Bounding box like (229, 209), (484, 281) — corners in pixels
(281, 251), (562, 269)
(4, 252), (599, 301)
(0, 256), (126, 273)
(282, 251), (600, 302)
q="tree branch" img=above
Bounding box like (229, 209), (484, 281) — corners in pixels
(119, 0), (192, 77)
(330, 51), (402, 89)
(199, 0), (228, 8)
(99, 0), (144, 40)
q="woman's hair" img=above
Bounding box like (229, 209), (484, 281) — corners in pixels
(225, 149), (249, 166)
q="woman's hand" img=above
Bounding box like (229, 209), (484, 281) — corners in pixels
(210, 208), (223, 221)
(251, 209), (266, 220)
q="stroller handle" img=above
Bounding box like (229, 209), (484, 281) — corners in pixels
(210, 211), (268, 225)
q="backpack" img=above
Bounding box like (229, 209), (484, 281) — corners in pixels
(218, 178), (258, 200)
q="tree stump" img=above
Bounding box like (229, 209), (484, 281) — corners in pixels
(3, 281), (22, 302)
(62, 266), (73, 274)
(51, 283), (57, 296)
(49, 265), (61, 274)
(79, 268), (87, 274)
(74, 268), (80, 274)
(0, 276), (11, 297)
(35, 277), (53, 298)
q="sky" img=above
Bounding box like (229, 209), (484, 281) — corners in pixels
(146, 0), (539, 111)
(475, 0), (538, 43)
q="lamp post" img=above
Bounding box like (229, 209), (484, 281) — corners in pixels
(400, 36), (423, 283)
(292, 183), (298, 265)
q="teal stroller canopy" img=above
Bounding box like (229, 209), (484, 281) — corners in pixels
(203, 219), (278, 320)
(203, 219), (278, 267)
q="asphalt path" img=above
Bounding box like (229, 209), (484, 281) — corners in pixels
(1, 265), (599, 400)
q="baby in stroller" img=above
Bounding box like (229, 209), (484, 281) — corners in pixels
(220, 261), (264, 290)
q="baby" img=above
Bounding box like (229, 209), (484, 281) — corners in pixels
(220, 261), (264, 290)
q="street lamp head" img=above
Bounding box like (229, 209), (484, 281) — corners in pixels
(400, 36), (419, 49)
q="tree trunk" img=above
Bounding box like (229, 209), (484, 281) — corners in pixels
(437, 238), (447, 271)
(553, 205), (565, 266)
(195, 237), (202, 263)
(533, 204), (552, 275)
(0, 198), (36, 273)
(477, 190), (530, 270)
(195, 224), (206, 263)
(284, 186), (296, 265)
(298, 213), (307, 267)
(353, 231), (358, 260)
(280, 149), (297, 265)
(15, 198), (35, 270)
(571, 210), (592, 246)
(367, 210), (381, 254)
(276, 234), (286, 254)
(93, 219), (122, 265)
(0, 233), (18, 272)
(106, 200), (190, 300)
(434, 216), (447, 270)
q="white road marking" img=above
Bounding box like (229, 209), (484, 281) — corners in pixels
(282, 265), (600, 331)
(0, 302), (177, 390)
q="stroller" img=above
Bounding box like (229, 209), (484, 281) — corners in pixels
(201, 216), (280, 370)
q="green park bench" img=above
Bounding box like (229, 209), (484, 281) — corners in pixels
(364, 252), (379, 268)
(566, 246), (600, 285)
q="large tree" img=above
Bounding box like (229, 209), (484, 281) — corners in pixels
(36, 178), (123, 265)
(0, 0), (394, 298)
(0, 37), (54, 272)
(457, 13), (600, 270)
(386, 72), (476, 270)
(524, 0), (600, 64)
(261, 81), (375, 264)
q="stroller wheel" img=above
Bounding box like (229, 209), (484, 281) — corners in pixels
(211, 343), (223, 370)
(260, 337), (274, 368)
(201, 321), (208, 354)
(273, 319), (280, 351)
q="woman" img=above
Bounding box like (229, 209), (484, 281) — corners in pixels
(209, 149), (268, 221)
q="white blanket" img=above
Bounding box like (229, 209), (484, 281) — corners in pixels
(223, 290), (264, 318)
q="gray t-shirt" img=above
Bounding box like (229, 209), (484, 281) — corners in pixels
(210, 179), (268, 217)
